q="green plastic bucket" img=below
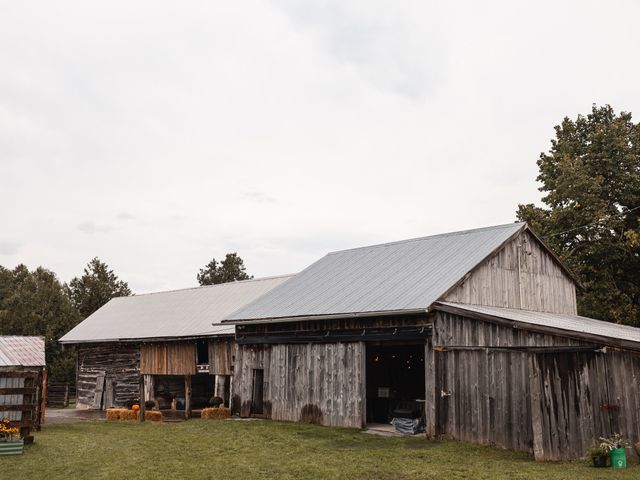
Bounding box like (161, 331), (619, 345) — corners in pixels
(610, 448), (626, 469)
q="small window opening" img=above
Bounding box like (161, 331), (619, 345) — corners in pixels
(196, 340), (209, 365)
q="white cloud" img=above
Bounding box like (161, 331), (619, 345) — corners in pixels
(0, 0), (639, 292)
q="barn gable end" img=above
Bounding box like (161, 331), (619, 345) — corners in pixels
(443, 229), (578, 315)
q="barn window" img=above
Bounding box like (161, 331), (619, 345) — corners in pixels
(196, 339), (209, 365)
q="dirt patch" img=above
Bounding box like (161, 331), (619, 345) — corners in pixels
(44, 408), (105, 425)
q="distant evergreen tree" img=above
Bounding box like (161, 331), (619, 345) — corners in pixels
(197, 253), (253, 285)
(67, 257), (131, 319)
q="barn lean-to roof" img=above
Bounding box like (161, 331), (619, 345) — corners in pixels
(59, 275), (294, 344)
(225, 222), (568, 324)
(434, 302), (640, 351)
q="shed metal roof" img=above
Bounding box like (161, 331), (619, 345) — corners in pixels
(59, 275), (293, 344)
(435, 302), (640, 348)
(0, 336), (46, 367)
(226, 223), (527, 323)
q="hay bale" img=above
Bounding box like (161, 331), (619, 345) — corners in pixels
(106, 409), (123, 421)
(201, 407), (231, 420)
(139, 410), (162, 422)
(108, 408), (154, 421)
(119, 409), (138, 420)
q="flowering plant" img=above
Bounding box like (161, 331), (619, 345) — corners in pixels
(599, 433), (629, 452)
(0, 418), (19, 441)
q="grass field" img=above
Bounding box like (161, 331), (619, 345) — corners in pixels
(3, 419), (638, 479)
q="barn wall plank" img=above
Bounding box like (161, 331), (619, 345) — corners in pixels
(233, 342), (366, 428)
(209, 339), (234, 375)
(445, 230), (577, 315)
(434, 311), (640, 460)
(140, 342), (196, 375)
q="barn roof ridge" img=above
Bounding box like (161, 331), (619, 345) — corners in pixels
(120, 274), (296, 298)
(326, 222), (526, 256)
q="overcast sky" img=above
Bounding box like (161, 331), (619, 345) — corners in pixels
(1, 1), (639, 293)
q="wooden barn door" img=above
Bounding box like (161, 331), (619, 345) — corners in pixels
(104, 376), (115, 409)
(529, 351), (612, 461)
(433, 349), (449, 437)
(251, 369), (264, 415)
(92, 372), (106, 409)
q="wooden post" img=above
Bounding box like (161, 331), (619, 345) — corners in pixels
(139, 376), (145, 422)
(143, 375), (155, 403)
(359, 341), (366, 428)
(215, 375), (226, 405)
(424, 338), (436, 437)
(184, 374), (192, 420)
(39, 368), (47, 428)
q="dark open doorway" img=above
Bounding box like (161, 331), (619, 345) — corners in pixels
(366, 343), (425, 424)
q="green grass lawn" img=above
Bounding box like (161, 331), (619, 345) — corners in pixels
(4, 419), (638, 479)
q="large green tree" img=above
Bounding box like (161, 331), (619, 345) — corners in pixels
(67, 257), (132, 319)
(197, 253), (253, 286)
(517, 104), (640, 326)
(0, 265), (80, 382)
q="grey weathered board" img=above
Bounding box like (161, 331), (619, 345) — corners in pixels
(233, 342), (366, 428)
(444, 230), (577, 315)
(433, 311), (640, 461)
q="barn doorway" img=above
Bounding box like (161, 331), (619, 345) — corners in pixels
(366, 344), (425, 425)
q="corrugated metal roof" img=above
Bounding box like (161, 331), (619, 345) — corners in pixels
(0, 336), (46, 367)
(435, 302), (640, 346)
(59, 275), (294, 344)
(226, 223), (526, 322)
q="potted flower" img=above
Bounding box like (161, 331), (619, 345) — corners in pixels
(0, 417), (23, 455)
(599, 433), (629, 469)
(587, 444), (609, 468)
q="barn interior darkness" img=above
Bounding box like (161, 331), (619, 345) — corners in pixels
(366, 343), (425, 424)
(153, 374), (213, 410)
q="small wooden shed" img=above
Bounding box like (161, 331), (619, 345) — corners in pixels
(59, 276), (292, 418)
(0, 336), (46, 440)
(223, 223), (640, 461)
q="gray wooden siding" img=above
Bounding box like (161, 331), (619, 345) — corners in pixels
(233, 342), (366, 428)
(76, 344), (140, 409)
(432, 312), (640, 460)
(445, 230), (577, 315)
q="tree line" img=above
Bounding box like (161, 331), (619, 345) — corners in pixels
(0, 253), (252, 382)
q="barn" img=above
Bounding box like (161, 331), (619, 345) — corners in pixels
(0, 336), (46, 441)
(223, 222), (640, 460)
(59, 275), (291, 418)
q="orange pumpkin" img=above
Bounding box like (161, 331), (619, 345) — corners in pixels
(131, 404), (140, 412)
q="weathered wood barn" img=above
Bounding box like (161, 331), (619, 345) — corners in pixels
(223, 223), (640, 460)
(59, 275), (291, 418)
(0, 336), (46, 440)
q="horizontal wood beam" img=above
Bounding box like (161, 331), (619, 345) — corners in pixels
(237, 325), (432, 345)
(434, 345), (605, 354)
(0, 387), (37, 395)
(0, 404), (36, 411)
(0, 371), (40, 379)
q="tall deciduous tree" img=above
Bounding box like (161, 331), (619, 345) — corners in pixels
(197, 253), (253, 286)
(67, 257), (132, 319)
(517, 104), (640, 326)
(0, 264), (80, 382)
